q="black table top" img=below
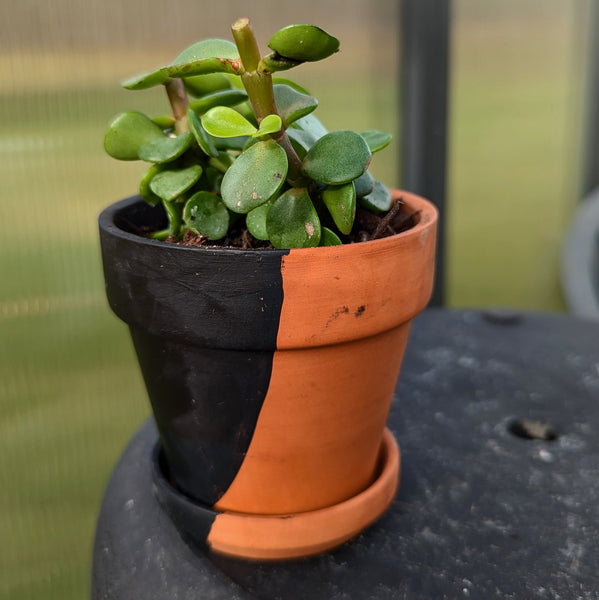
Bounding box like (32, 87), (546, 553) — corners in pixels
(92, 309), (599, 599)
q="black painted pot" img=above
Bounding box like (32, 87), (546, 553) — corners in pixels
(99, 193), (437, 560)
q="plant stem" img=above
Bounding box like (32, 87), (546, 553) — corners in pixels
(231, 18), (307, 187)
(165, 79), (189, 134)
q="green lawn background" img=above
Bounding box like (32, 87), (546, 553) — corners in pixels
(0, 1), (589, 598)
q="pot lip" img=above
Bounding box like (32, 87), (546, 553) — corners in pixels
(99, 190), (437, 256)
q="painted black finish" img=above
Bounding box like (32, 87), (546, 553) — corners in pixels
(92, 309), (599, 599)
(152, 444), (217, 552)
(98, 197), (288, 503)
(130, 328), (275, 503)
(99, 196), (288, 351)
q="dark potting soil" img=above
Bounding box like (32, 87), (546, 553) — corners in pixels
(163, 196), (419, 250)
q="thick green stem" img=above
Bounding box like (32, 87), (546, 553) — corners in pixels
(165, 79), (189, 134)
(231, 18), (307, 186)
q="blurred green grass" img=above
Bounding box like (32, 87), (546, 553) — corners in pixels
(0, 3), (583, 597)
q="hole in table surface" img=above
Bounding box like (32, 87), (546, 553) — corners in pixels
(507, 419), (559, 441)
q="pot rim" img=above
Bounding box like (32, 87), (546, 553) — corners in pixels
(98, 190), (437, 256)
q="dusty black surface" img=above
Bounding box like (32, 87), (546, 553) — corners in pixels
(92, 309), (599, 599)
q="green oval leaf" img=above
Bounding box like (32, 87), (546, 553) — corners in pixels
(357, 180), (392, 213)
(221, 140), (288, 213)
(321, 183), (356, 235)
(273, 84), (318, 127)
(122, 68), (170, 90)
(138, 131), (193, 163)
(320, 227), (342, 246)
(189, 89), (248, 115)
(267, 188), (321, 249)
(268, 25), (340, 62)
(188, 108), (218, 157)
(167, 39), (241, 78)
(302, 130), (371, 185)
(184, 73), (233, 97)
(354, 170), (375, 198)
(171, 39), (239, 66)
(254, 114), (282, 138)
(104, 111), (164, 160)
(152, 115), (176, 129)
(139, 164), (164, 206)
(246, 201), (272, 240)
(183, 191), (229, 239)
(360, 130), (392, 153)
(201, 106), (257, 138)
(149, 165), (203, 202)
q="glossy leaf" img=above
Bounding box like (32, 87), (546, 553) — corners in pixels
(138, 131), (193, 163)
(354, 170), (375, 198)
(254, 114), (282, 137)
(187, 108), (218, 157)
(123, 39), (241, 91)
(321, 183), (356, 235)
(267, 188), (321, 249)
(171, 38), (239, 67)
(183, 191), (229, 239)
(122, 69), (170, 90)
(167, 39), (241, 78)
(320, 227), (342, 246)
(139, 164), (164, 206)
(246, 202), (272, 240)
(360, 130), (392, 153)
(152, 115), (175, 129)
(302, 130), (371, 185)
(149, 165), (203, 202)
(201, 107), (257, 138)
(184, 73), (233, 97)
(358, 180), (392, 213)
(189, 89), (248, 115)
(273, 84), (318, 127)
(104, 111), (164, 160)
(221, 140), (287, 213)
(268, 25), (340, 62)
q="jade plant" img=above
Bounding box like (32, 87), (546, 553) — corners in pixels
(104, 18), (395, 249)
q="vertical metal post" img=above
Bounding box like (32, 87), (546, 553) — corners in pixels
(400, 0), (451, 306)
(579, 0), (599, 199)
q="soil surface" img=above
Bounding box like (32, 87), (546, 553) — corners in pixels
(165, 196), (419, 250)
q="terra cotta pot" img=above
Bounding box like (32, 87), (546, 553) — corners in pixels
(99, 189), (437, 560)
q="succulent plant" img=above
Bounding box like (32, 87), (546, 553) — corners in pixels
(104, 18), (393, 249)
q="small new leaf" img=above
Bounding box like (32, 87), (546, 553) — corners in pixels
(201, 106), (257, 138)
(254, 114), (282, 138)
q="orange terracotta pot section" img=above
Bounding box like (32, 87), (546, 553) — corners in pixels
(214, 190), (437, 516)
